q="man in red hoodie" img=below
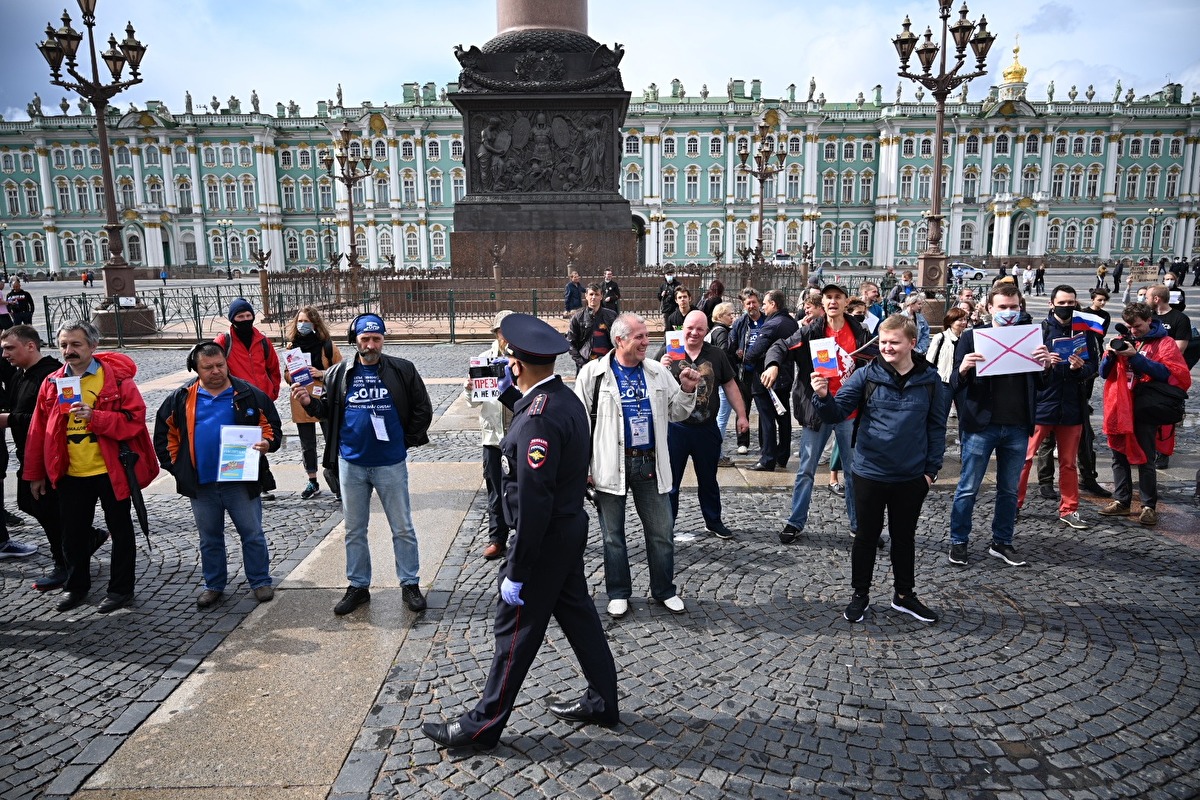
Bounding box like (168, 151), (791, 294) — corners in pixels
(24, 320), (158, 613)
(215, 298), (281, 498)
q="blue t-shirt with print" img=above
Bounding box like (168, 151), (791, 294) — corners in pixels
(339, 363), (408, 466)
(194, 386), (236, 484)
(611, 360), (654, 451)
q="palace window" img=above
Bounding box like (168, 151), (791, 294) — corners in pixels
(402, 175), (416, 203)
(453, 174), (465, 201)
(662, 137), (675, 158)
(662, 172), (676, 203)
(965, 135), (979, 155)
(824, 142), (837, 161)
(1025, 135), (1040, 155)
(995, 134), (1010, 155)
(920, 138), (933, 157)
(239, 146), (252, 166)
(1015, 220), (1030, 253)
(710, 170), (724, 201)
(685, 225), (699, 257)
(224, 181), (238, 209)
(282, 183), (295, 210)
(375, 176), (389, 205)
(75, 181), (89, 211)
(1090, 136), (1103, 156)
(431, 231), (446, 260)
(624, 134), (640, 156)
(963, 173), (978, 202)
(405, 231), (419, 258)
(178, 180), (193, 208)
(860, 172), (874, 202)
(662, 226), (676, 256)
(787, 136), (801, 156)
(451, 139), (464, 160)
(242, 180), (256, 209)
(119, 183), (134, 208)
(711, 137), (724, 157)
(823, 174), (836, 203)
(735, 172), (750, 201)
(401, 140), (415, 160)
(1148, 138), (1161, 157)
(902, 139), (914, 157)
(1129, 138), (1142, 157)
(374, 140), (387, 161)
(687, 137), (700, 157)
(126, 233), (142, 263)
(299, 148), (312, 169)
(862, 142), (875, 160)
(427, 139), (441, 161)
(624, 169), (641, 201)
(1072, 137), (1085, 156)
(116, 145), (131, 166)
(148, 181), (164, 207)
(961, 223), (975, 254)
(686, 172), (699, 202)
(429, 174), (443, 205)
(843, 142), (854, 161)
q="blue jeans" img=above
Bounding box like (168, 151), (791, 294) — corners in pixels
(595, 453), (677, 601)
(190, 482), (272, 591)
(787, 419), (857, 531)
(339, 457), (420, 587)
(950, 425), (1028, 546)
(667, 420), (723, 526)
(715, 386), (732, 454)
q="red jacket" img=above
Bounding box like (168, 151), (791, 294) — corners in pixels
(23, 351), (159, 499)
(215, 327), (281, 401)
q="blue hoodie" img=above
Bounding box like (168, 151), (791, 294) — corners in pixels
(812, 356), (950, 482)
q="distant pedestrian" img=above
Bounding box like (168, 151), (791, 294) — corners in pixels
(5, 279), (34, 327)
(566, 284), (616, 372)
(563, 271), (583, 318)
(658, 270), (682, 329)
(698, 280), (725, 323)
(160, 269), (168, 285)
(1095, 263), (1109, 291)
(600, 268), (622, 314)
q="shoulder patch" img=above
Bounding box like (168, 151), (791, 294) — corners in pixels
(528, 393), (548, 416)
(527, 438), (549, 469)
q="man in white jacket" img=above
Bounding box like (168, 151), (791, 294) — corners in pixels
(466, 310), (514, 560)
(575, 314), (699, 618)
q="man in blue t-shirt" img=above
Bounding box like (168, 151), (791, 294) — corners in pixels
(294, 314), (433, 616)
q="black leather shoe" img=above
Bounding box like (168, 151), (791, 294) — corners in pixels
(748, 462), (775, 472)
(1038, 484), (1057, 500)
(779, 524), (801, 544)
(1080, 481), (1113, 498)
(548, 700), (619, 727)
(97, 592), (133, 613)
(56, 591), (87, 612)
(401, 583), (427, 612)
(421, 719), (496, 750)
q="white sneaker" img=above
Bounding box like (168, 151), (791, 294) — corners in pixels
(737, 445), (748, 455)
(607, 599), (629, 617)
(662, 595), (685, 614)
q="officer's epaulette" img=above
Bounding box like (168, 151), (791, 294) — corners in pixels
(528, 393), (548, 416)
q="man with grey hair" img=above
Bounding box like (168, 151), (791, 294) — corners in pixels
(24, 320), (158, 613)
(576, 313), (699, 617)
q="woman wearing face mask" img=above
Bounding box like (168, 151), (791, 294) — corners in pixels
(1162, 272), (1186, 312)
(285, 306), (342, 500)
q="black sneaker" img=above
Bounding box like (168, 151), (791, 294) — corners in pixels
(827, 482), (845, 497)
(779, 524), (801, 544)
(401, 583), (427, 612)
(844, 592), (869, 623)
(4, 510), (26, 527)
(301, 480), (321, 500)
(334, 585), (371, 615)
(891, 592), (938, 623)
(1038, 484), (1057, 500)
(33, 567), (69, 592)
(261, 491), (277, 502)
(988, 542), (1027, 566)
(706, 521), (735, 540)
(948, 543), (969, 565)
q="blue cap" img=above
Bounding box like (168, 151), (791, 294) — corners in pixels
(500, 313), (567, 366)
(353, 314), (386, 337)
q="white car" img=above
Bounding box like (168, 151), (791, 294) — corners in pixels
(950, 262), (986, 281)
(771, 251), (795, 267)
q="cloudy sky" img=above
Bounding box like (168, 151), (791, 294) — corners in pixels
(3, 0), (1198, 121)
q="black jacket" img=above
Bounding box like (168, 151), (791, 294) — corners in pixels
(745, 310), (799, 396)
(306, 353), (433, 470)
(1033, 313), (1099, 426)
(153, 376), (283, 499)
(766, 314), (871, 428)
(6, 354), (62, 464)
(567, 306), (617, 369)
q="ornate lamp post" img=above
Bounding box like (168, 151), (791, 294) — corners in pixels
(1146, 207), (1165, 268)
(893, 0), (995, 293)
(319, 129), (372, 273)
(738, 122), (787, 266)
(649, 211), (666, 267)
(320, 215), (337, 271)
(37, 1), (147, 301)
(216, 217), (234, 280)
(801, 209), (822, 280)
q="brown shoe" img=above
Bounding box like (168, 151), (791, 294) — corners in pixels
(1138, 507), (1158, 526)
(196, 589), (224, 609)
(482, 542), (506, 560)
(253, 585), (275, 602)
(1098, 501), (1131, 516)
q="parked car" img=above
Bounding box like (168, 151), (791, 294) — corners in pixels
(950, 262), (986, 281)
(772, 250), (795, 267)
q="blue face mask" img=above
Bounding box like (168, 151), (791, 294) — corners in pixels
(992, 309), (1021, 327)
(297, 322), (315, 336)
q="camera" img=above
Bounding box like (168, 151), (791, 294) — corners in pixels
(1110, 322), (1132, 352)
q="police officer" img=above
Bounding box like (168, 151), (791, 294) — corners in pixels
(422, 314), (619, 750)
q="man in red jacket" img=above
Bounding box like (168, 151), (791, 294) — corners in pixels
(24, 320), (158, 613)
(215, 298), (281, 498)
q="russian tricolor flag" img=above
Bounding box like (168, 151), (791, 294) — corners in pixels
(1072, 311), (1105, 336)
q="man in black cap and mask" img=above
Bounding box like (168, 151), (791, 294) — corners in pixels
(422, 313), (618, 750)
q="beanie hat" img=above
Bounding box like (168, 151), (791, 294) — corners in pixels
(228, 297), (254, 321)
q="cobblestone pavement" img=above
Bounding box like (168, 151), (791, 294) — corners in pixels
(339, 482), (1200, 800)
(2, 344), (1197, 798)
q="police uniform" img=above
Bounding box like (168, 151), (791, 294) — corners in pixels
(425, 314), (618, 749)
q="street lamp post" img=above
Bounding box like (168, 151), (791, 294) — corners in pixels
(738, 122), (787, 266)
(1146, 207), (1165, 270)
(319, 129), (372, 274)
(893, 0), (995, 295)
(38, 1), (147, 302)
(217, 218), (234, 280)
(801, 210), (822, 281)
(649, 211), (666, 267)
(320, 215), (337, 271)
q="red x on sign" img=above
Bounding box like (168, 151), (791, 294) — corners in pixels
(974, 326), (1044, 376)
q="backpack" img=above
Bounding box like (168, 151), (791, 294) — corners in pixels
(1133, 380), (1186, 426)
(851, 378), (937, 447)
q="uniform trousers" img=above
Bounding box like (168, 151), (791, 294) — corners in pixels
(458, 524), (618, 745)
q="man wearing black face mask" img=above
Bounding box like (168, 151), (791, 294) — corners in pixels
(215, 298), (281, 499)
(1015, 286), (1100, 531)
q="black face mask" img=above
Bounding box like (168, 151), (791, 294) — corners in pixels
(849, 314), (866, 323)
(232, 319), (256, 344)
(1052, 305), (1074, 322)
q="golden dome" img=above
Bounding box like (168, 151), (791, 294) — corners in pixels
(1002, 41), (1027, 84)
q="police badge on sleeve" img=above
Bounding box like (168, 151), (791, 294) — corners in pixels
(527, 438), (549, 469)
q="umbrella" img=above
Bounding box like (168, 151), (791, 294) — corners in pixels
(118, 443), (152, 550)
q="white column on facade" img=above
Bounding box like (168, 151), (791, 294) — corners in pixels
(979, 126), (995, 200)
(1030, 207), (1050, 257)
(192, 218), (206, 268)
(725, 123), (737, 204)
(159, 137), (176, 211)
(1180, 215), (1196, 258)
(45, 226), (62, 275)
(366, 220), (379, 269)
(1180, 133), (1198, 203)
(34, 139), (54, 214)
(388, 135), (401, 206)
(144, 221), (165, 268)
(1102, 126), (1121, 200)
(1011, 125), (1026, 198)
(803, 125), (820, 203)
(1098, 213), (1115, 260)
(256, 135), (284, 269)
(131, 144), (146, 206)
(391, 220), (404, 268)
(187, 135), (203, 213)
(413, 123), (427, 206)
(418, 219), (429, 269)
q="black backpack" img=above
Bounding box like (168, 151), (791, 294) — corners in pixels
(1133, 381), (1187, 426)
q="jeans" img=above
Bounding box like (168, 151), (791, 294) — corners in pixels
(339, 457), (420, 587)
(787, 418), (857, 532)
(1111, 422), (1159, 509)
(715, 386), (732, 454)
(667, 420), (723, 526)
(58, 474), (135, 596)
(190, 482), (272, 591)
(950, 424), (1028, 546)
(482, 445), (509, 545)
(594, 453), (676, 601)
(1019, 424), (1081, 515)
(752, 388), (791, 467)
(852, 474), (928, 595)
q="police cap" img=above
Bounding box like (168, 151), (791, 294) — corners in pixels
(500, 313), (567, 365)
